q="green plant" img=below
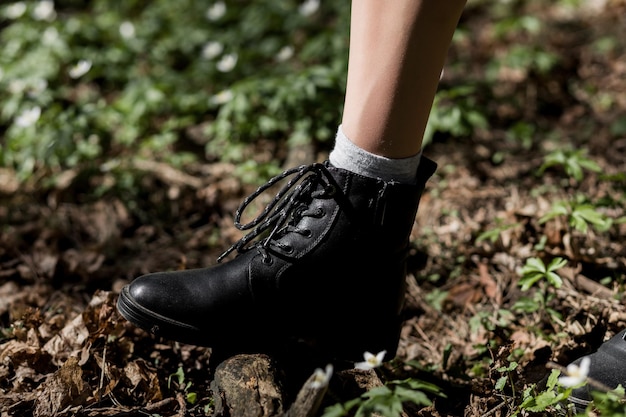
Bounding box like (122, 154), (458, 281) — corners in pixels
(518, 257), (567, 291)
(469, 309), (515, 334)
(494, 361), (519, 395)
(515, 257), (567, 327)
(540, 199), (613, 233)
(583, 385), (626, 416)
(512, 289), (563, 325)
(475, 218), (522, 245)
(168, 366), (197, 405)
(423, 85), (489, 145)
(424, 288), (448, 312)
(322, 378), (444, 417)
(514, 369), (570, 416)
(539, 148), (602, 182)
(505, 121), (536, 150)
(0, 0), (351, 187)
(486, 44), (559, 81)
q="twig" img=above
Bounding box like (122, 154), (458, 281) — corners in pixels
(143, 397), (178, 412)
(480, 399), (510, 417)
(98, 345), (107, 402)
(176, 392), (187, 417)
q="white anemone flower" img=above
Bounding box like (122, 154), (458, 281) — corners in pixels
(8, 79), (25, 95)
(28, 78), (48, 97)
(119, 21), (136, 39)
(355, 350), (386, 370)
(42, 27), (59, 45)
(206, 1), (226, 21)
(209, 89), (234, 105)
(5, 2), (27, 19)
(202, 41), (223, 60)
(33, 0), (56, 21)
(308, 364), (333, 389)
(299, 0), (320, 16)
(69, 60), (92, 79)
(15, 106), (41, 128)
(216, 53), (237, 72)
(276, 46), (294, 62)
(558, 357), (590, 388)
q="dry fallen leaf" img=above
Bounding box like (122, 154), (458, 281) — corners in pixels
(33, 356), (90, 417)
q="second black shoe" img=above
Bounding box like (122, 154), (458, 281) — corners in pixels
(568, 329), (626, 412)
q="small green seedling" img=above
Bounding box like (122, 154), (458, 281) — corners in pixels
(518, 257), (567, 291)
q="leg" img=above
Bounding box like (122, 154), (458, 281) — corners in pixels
(343, 0), (466, 158)
(329, 0), (466, 185)
(116, 1), (466, 363)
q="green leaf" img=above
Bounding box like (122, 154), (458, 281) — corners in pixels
(546, 369), (561, 390)
(546, 271), (563, 288)
(321, 398), (361, 417)
(522, 257), (547, 274)
(168, 366), (185, 389)
(495, 376), (508, 391)
(523, 390), (558, 412)
(519, 272), (543, 291)
(547, 257), (567, 272)
(394, 386), (432, 407)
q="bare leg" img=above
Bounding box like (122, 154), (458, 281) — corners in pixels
(342, 0), (467, 158)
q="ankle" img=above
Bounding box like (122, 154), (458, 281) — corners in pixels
(329, 125), (422, 185)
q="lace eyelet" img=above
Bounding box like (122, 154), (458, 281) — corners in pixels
(301, 229), (313, 238)
(283, 245), (294, 254)
(262, 256), (274, 265)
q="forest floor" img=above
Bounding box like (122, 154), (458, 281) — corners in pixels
(1, 2), (626, 417)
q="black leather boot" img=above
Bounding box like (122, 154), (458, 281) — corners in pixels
(117, 157), (436, 362)
(567, 329), (626, 411)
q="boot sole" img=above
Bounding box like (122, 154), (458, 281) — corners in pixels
(117, 286), (401, 363)
(117, 286), (207, 345)
(117, 287), (322, 356)
(566, 396), (590, 414)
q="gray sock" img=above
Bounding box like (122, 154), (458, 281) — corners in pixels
(328, 125), (422, 184)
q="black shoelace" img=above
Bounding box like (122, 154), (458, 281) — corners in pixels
(217, 162), (338, 262)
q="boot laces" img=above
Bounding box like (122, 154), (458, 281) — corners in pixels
(217, 162), (338, 262)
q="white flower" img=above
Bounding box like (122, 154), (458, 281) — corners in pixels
(298, 0), (320, 16)
(42, 27), (59, 45)
(32, 0), (56, 21)
(202, 41), (223, 60)
(15, 106), (41, 128)
(28, 78), (48, 96)
(308, 364), (333, 389)
(558, 357), (590, 388)
(276, 46), (294, 62)
(5, 2), (27, 19)
(69, 60), (92, 79)
(10, 78), (48, 97)
(206, 1), (226, 21)
(355, 350), (386, 370)
(209, 89), (234, 105)
(8, 79), (25, 95)
(119, 21), (136, 39)
(216, 53), (237, 72)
